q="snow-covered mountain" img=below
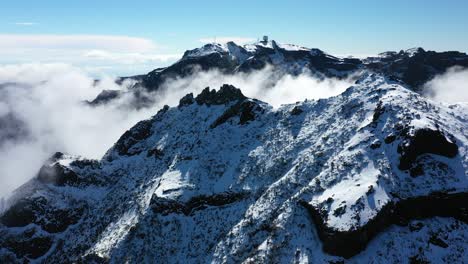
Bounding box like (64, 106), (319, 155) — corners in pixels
(1, 73), (466, 263)
(89, 40), (468, 106)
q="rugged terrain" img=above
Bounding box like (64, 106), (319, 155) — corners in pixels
(0, 73), (466, 263)
(89, 40), (468, 105)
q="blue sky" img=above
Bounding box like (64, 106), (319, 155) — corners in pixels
(1, 0), (468, 75)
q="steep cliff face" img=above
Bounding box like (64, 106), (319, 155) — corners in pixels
(0, 74), (466, 263)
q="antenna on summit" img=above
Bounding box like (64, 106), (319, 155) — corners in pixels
(262, 35), (268, 44)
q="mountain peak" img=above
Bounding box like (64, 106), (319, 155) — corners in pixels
(195, 84), (246, 106)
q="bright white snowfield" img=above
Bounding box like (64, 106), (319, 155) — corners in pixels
(0, 73), (467, 263)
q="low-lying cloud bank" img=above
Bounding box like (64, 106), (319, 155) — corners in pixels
(0, 64), (355, 198)
(0, 64), (157, 198)
(153, 66), (356, 108)
(3, 63), (465, 199)
(424, 66), (468, 103)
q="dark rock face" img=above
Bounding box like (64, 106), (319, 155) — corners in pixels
(367, 48), (468, 90)
(0, 198), (40, 227)
(210, 100), (261, 128)
(371, 101), (385, 124)
(113, 119), (153, 156)
(1, 235), (53, 259)
(428, 233), (449, 248)
(150, 192), (247, 216)
(146, 147), (163, 158)
(87, 90), (121, 106)
(398, 128), (458, 170)
(195, 84), (246, 106)
(0, 196), (84, 233)
(37, 163), (79, 186)
(290, 106), (304, 115)
(301, 191), (468, 258)
(178, 93), (195, 107)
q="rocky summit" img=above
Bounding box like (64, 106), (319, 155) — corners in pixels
(0, 73), (466, 263)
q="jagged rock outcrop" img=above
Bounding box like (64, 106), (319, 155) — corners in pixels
(86, 90), (121, 106)
(195, 84), (247, 105)
(398, 128), (458, 170)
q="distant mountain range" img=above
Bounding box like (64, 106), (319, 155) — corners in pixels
(89, 40), (468, 106)
(0, 41), (467, 263)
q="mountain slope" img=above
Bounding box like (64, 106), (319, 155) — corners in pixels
(0, 74), (467, 263)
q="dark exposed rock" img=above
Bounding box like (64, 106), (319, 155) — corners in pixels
(178, 93), (195, 107)
(41, 206), (85, 233)
(150, 197), (185, 215)
(195, 84), (246, 106)
(0, 198), (40, 227)
(366, 185), (375, 195)
(290, 106), (304, 115)
(367, 48), (468, 90)
(409, 164), (424, 177)
(160, 104), (170, 114)
(210, 100), (260, 128)
(51, 151), (64, 161)
(0, 197), (84, 233)
(409, 255), (430, 264)
(114, 119), (153, 156)
(37, 163), (79, 186)
(70, 158), (100, 170)
(147, 147), (163, 158)
(87, 90), (121, 106)
(428, 233), (448, 248)
(1, 236), (53, 259)
(372, 101), (385, 123)
(398, 128), (458, 170)
(384, 134), (396, 144)
(333, 205), (347, 217)
(370, 140), (381, 149)
(409, 221), (424, 232)
(151, 192), (247, 216)
(301, 191), (468, 258)
(239, 101), (257, 124)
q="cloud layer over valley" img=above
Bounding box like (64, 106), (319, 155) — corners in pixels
(0, 63), (466, 199)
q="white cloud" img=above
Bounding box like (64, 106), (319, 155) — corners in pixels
(155, 66), (355, 108)
(0, 63), (159, 198)
(0, 34), (180, 75)
(199, 37), (256, 45)
(83, 49), (181, 65)
(13, 22), (38, 26)
(424, 66), (468, 103)
(0, 34), (157, 52)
